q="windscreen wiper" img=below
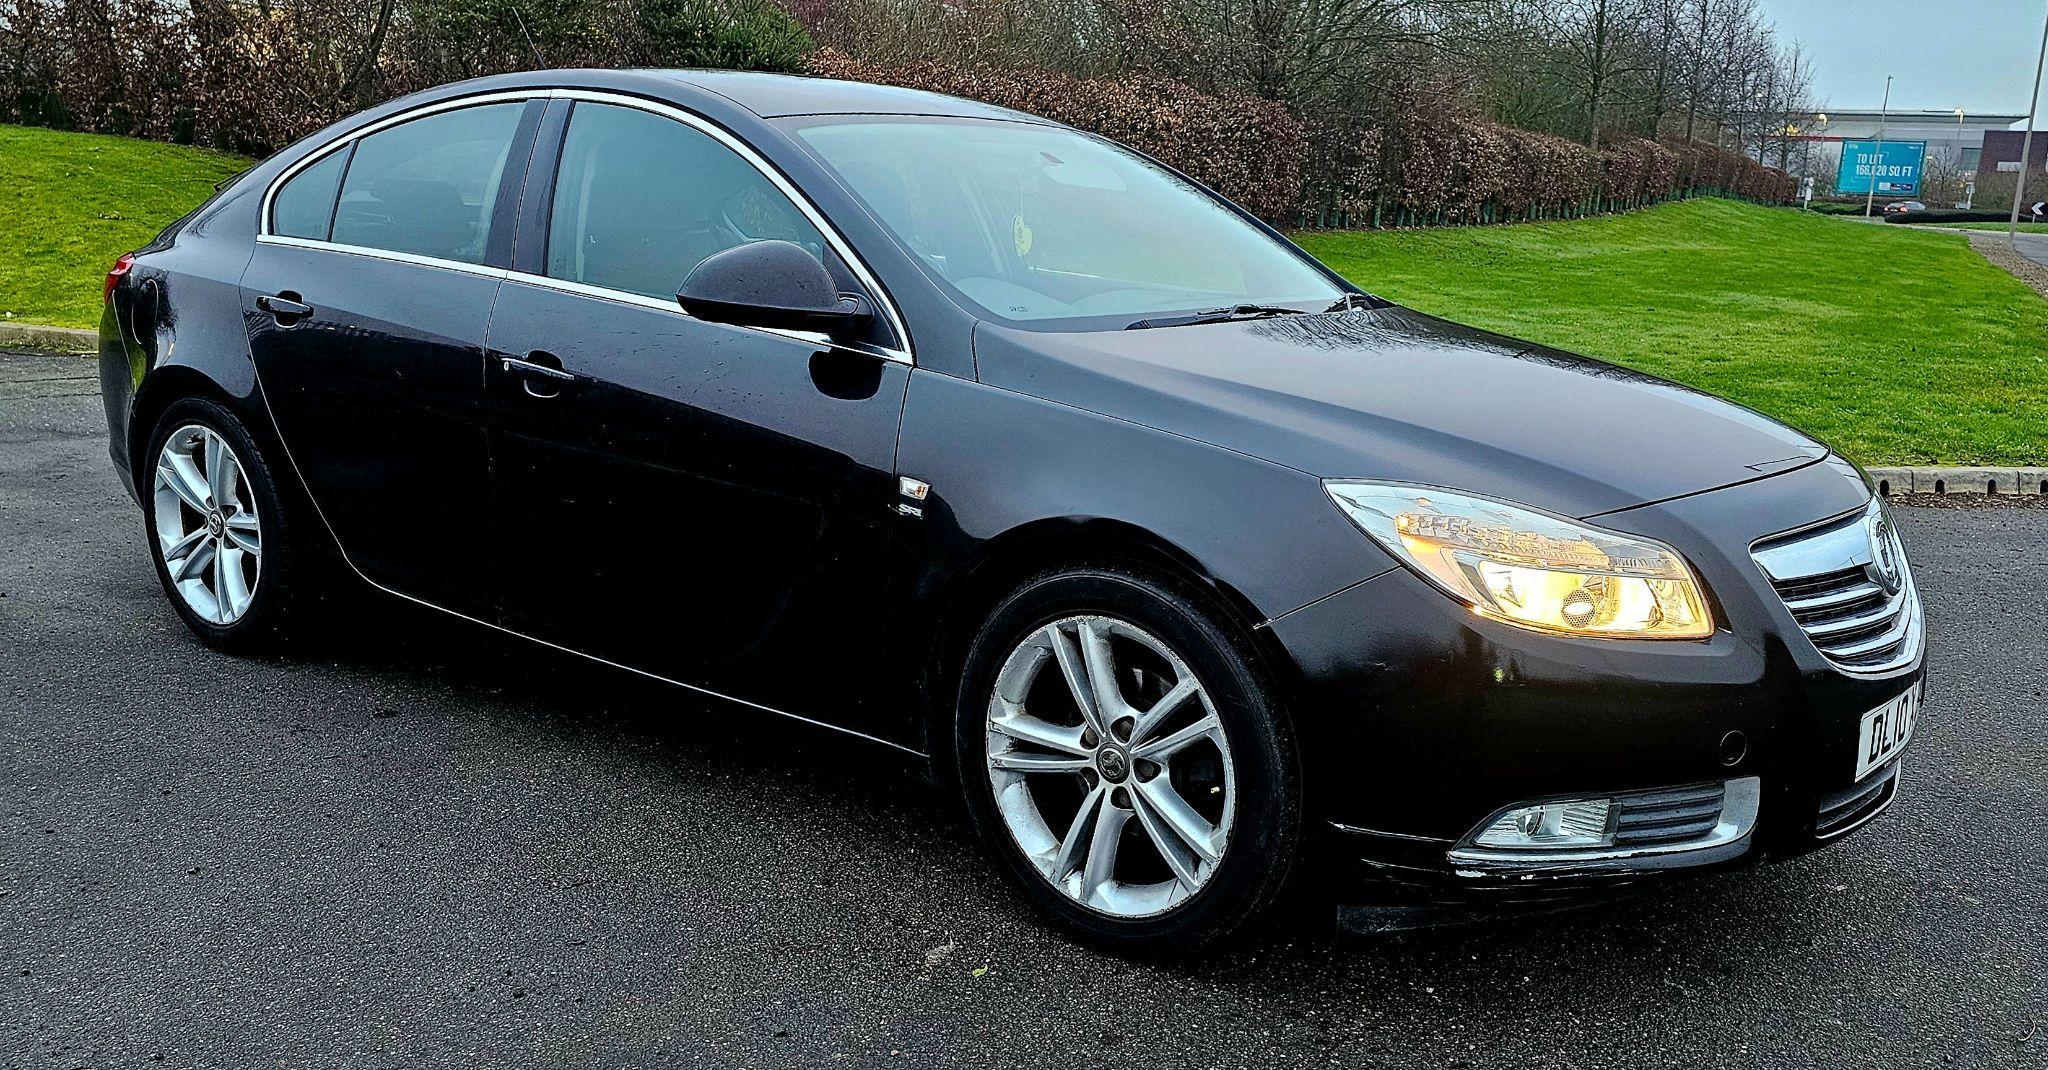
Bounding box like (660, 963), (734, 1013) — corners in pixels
(1323, 292), (1390, 313)
(1124, 304), (1311, 330)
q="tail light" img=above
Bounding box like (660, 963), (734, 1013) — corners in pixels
(103, 252), (135, 305)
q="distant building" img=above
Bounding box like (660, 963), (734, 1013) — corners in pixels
(1976, 129), (2048, 181)
(1791, 109), (2028, 196)
(1974, 130), (2047, 217)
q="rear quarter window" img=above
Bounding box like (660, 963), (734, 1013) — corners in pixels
(270, 148), (349, 241)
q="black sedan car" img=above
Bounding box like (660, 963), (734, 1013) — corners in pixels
(98, 70), (1924, 951)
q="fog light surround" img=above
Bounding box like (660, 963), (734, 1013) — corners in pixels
(1470, 798), (1615, 850)
(1448, 778), (1762, 872)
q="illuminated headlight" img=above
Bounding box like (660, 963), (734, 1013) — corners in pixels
(1471, 799), (1615, 849)
(1323, 482), (1712, 639)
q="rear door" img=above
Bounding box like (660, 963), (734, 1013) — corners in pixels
(484, 98), (911, 730)
(242, 97), (542, 616)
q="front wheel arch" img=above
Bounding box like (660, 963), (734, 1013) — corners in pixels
(916, 519), (1302, 784)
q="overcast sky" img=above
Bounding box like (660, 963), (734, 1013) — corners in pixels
(1761, 0), (2047, 117)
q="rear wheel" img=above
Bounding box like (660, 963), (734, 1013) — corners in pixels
(955, 568), (1301, 952)
(143, 398), (306, 650)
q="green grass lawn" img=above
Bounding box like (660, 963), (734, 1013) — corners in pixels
(1296, 198), (2048, 465)
(0, 124), (250, 330)
(1922, 221), (2048, 233)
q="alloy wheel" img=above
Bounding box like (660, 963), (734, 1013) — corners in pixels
(985, 615), (1236, 918)
(152, 423), (262, 624)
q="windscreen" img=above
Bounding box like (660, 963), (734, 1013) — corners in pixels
(794, 118), (1343, 330)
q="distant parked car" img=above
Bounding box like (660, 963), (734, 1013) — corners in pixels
(1882, 200), (1927, 216)
(97, 70), (1925, 951)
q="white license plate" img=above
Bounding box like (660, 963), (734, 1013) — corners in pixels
(1854, 684), (1920, 781)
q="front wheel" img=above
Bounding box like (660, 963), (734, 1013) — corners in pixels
(955, 568), (1303, 952)
(142, 397), (308, 650)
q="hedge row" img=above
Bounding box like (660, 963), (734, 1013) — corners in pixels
(1315, 115), (1796, 228)
(0, 0), (812, 155)
(805, 49), (1304, 222)
(1884, 208), (2046, 224)
(811, 51), (1797, 227)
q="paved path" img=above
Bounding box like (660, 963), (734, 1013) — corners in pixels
(3, 349), (2045, 1068)
(2007, 230), (2048, 270)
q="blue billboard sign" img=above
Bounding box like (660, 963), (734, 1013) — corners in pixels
(1836, 139), (1926, 197)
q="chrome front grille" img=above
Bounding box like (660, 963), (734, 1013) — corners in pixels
(1752, 501), (1921, 674)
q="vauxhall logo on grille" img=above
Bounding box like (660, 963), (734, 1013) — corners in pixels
(1867, 513), (1903, 595)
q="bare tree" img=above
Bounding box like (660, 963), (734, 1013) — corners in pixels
(1677, 0), (1756, 145)
(1533, 0), (1652, 148)
(1115, 0), (1477, 116)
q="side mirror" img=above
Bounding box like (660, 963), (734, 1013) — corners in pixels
(676, 240), (869, 333)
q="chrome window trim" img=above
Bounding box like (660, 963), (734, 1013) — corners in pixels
(259, 90), (538, 243)
(257, 234), (512, 281)
(256, 87), (914, 365)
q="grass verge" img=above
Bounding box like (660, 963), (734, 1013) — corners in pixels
(0, 124), (250, 330)
(1295, 198), (2048, 465)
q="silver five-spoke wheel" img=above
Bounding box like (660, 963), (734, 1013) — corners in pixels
(986, 615), (1236, 919)
(152, 423), (262, 624)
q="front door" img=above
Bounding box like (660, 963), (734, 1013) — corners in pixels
(485, 100), (910, 732)
(242, 99), (539, 616)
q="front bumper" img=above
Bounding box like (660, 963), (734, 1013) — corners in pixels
(1266, 456), (1925, 904)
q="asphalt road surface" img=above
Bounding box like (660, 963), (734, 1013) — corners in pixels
(3, 348), (2044, 1068)
(2010, 230), (2048, 272)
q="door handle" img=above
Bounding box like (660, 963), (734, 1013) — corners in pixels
(257, 292), (313, 324)
(501, 353), (580, 398)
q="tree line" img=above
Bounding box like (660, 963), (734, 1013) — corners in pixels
(0, 0), (1805, 224)
(801, 1), (1814, 156)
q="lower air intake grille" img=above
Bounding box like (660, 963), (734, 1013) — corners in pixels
(1816, 763), (1900, 837)
(1611, 782), (1727, 848)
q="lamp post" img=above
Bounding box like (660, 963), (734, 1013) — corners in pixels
(1955, 107), (1966, 205)
(1865, 76), (1892, 218)
(2011, 3), (2048, 245)
(1812, 112), (1827, 191)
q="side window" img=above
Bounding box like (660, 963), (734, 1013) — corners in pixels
(272, 147), (349, 240)
(332, 103), (524, 264)
(546, 103), (829, 300)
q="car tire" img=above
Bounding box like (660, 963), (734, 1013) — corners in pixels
(141, 397), (308, 652)
(954, 566), (1303, 953)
